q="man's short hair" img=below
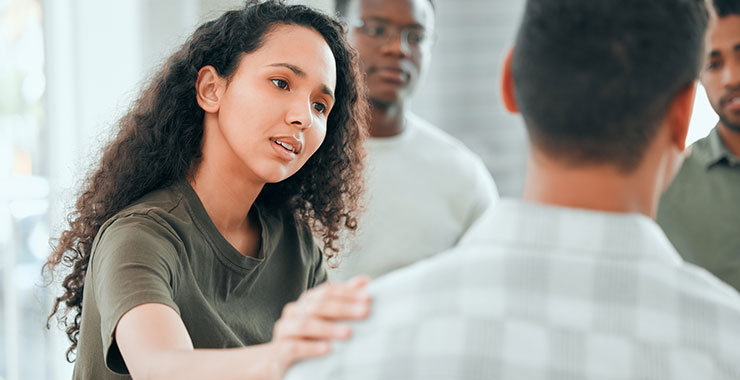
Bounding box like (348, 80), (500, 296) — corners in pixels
(334, 0), (435, 19)
(512, 0), (708, 171)
(713, 0), (740, 17)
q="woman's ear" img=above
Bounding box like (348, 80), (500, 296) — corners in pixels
(196, 66), (225, 113)
(501, 47), (519, 114)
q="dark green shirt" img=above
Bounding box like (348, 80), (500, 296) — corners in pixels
(72, 180), (326, 379)
(658, 126), (740, 292)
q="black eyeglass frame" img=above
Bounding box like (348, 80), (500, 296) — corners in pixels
(344, 18), (436, 52)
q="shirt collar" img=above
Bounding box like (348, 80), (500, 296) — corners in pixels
(699, 126), (740, 169)
(460, 199), (682, 264)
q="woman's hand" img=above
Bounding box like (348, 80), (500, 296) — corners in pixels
(115, 277), (371, 380)
(268, 276), (372, 377)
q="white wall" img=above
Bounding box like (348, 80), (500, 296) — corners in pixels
(409, 0), (528, 196)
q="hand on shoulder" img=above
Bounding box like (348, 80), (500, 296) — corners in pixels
(268, 276), (372, 378)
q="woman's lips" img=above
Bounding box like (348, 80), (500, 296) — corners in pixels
(270, 136), (302, 160)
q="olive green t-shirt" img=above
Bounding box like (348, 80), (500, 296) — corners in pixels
(72, 180), (327, 379)
(658, 126), (740, 292)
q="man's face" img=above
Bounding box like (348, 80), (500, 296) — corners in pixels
(701, 14), (740, 132)
(345, 0), (434, 106)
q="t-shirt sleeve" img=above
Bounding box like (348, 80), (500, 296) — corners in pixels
(309, 246), (328, 288)
(89, 213), (182, 374)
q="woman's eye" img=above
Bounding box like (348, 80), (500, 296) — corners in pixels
(272, 79), (289, 89)
(312, 102), (327, 114)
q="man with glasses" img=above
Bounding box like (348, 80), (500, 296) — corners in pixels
(329, 0), (499, 281)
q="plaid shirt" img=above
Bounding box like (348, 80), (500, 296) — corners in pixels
(287, 199), (740, 380)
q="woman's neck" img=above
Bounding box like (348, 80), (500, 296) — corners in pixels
(189, 167), (260, 230)
(189, 118), (265, 257)
(189, 162), (263, 257)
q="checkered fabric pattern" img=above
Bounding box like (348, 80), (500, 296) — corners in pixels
(287, 199), (740, 380)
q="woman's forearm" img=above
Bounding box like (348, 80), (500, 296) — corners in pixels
(138, 343), (279, 380)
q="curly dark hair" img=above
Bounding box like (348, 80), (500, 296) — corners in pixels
(44, 0), (368, 362)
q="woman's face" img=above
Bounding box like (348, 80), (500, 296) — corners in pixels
(213, 24), (337, 185)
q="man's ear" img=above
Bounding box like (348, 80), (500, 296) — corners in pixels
(196, 66), (225, 113)
(666, 82), (697, 152)
(501, 47), (519, 114)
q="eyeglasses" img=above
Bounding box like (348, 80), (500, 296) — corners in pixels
(348, 18), (433, 52)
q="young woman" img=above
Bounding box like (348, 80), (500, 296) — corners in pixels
(44, 1), (370, 379)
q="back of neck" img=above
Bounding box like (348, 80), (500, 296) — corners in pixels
(522, 151), (658, 218)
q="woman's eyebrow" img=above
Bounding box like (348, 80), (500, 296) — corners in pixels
(268, 62), (306, 76)
(267, 62), (334, 101)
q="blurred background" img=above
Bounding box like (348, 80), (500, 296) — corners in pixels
(0, 0), (718, 378)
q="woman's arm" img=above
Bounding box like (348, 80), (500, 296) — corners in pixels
(116, 277), (371, 380)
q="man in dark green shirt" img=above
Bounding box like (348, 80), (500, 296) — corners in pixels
(658, 0), (740, 292)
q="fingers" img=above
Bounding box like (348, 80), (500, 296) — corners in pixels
(273, 314), (352, 341)
(296, 293), (370, 321)
(299, 278), (371, 303)
(270, 277), (373, 374)
(273, 277), (373, 343)
(296, 281), (371, 320)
